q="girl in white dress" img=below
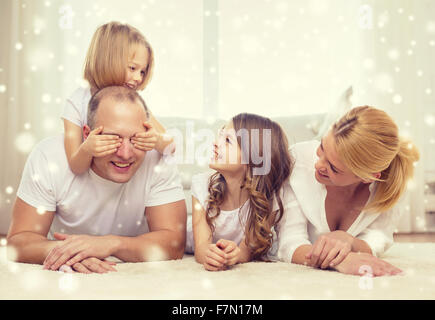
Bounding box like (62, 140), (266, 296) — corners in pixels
(186, 113), (293, 271)
(275, 106), (420, 276)
(62, 21), (173, 175)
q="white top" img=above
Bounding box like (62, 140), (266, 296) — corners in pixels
(185, 171), (297, 254)
(17, 135), (185, 239)
(274, 140), (399, 262)
(61, 87), (92, 127)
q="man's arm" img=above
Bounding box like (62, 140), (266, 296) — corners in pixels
(6, 197), (58, 264)
(112, 199), (187, 262)
(45, 199), (188, 269)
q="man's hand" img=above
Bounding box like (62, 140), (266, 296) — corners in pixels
(43, 233), (119, 271)
(58, 258), (117, 274)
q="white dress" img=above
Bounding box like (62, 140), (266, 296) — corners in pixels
(274, 140), (400, 262)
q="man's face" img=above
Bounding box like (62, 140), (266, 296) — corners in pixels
(87, 97), (148, 183)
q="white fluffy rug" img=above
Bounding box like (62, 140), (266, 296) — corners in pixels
(0, 243), (434, 300)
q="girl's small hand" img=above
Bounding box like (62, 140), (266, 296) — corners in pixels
(131, 121), (158, 151)
(203, 243), (227, 271)
(82, 126), (122, 157)
(216, 239), (241, 266)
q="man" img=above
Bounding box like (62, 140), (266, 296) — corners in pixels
(7, 86), (187, 273)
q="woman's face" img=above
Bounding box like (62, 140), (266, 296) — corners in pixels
(209, 121), (245, 175)
(314, 131), (364, 187)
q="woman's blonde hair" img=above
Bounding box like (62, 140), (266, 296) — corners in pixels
(332, 106), (420, 213)
(84, 21), (154, 91)
(205, 113), (293, 260)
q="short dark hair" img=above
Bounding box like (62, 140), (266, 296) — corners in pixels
(87, 86), (149, 129)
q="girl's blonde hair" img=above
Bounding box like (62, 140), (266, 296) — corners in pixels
(206, 113), (293, 260)
(84, 21), (154, 91)
(332, 106), (420, 213)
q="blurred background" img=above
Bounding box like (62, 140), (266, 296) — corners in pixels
(0, 0), (434, 235)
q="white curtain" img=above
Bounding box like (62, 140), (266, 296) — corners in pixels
(1, 0), (433, 234)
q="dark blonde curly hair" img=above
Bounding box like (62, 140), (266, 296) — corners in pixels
(205, 113), (293, 260)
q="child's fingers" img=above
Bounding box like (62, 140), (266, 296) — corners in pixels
(209, 244), (226, 259)
(95, 140), (121, 149)
(205, 255), (225, 268)
(132, 142), (155, 151)
(88, 126), (103, 136)
(142, 121), (153, 131)
(206, 250), (226, 265)
(204, 262), (225, 272)
(96, 134), (121, 141)
(134, 131), (154, 139)
(131, 137), (157, 145)
(94, 147), (118, 157)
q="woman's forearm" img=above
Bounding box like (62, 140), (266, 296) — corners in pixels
(351, 238), (373, 254)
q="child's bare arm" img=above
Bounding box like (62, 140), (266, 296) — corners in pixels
(63, 120), (121, 175)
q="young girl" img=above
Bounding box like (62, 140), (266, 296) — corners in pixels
(62, 21), (173, 175)
(185, 113), (294, 271)
(275, 106), (419, 276)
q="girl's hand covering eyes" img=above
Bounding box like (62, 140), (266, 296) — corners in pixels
(130, 121), (158, 151)
(82, 126), (122, 157)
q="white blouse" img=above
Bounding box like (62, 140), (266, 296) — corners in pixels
(186, 171), (296, 254)
(274, 140), (400, 262)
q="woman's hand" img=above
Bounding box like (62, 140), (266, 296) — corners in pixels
(216, 239), (241, 266)
(306, 231), (354, 269)
(332, 251), (403, 277)
(82, 126), (122, 157)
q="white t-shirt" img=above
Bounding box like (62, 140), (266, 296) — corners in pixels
(17, 135), (186, 239)
(185, 171), (297, 255)
(61, 87), (92, 127)
(274, 140), (400, 262)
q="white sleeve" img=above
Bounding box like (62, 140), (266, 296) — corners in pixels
(144, 154), (186, 207)
(275, 187), (311, 263)
(61, 88), (88, 127)
(356, 208), (398, 257)
(16, 147), (57, 212)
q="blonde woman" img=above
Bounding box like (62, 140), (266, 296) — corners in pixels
(186, 113), (294, 271)
(63, 21), (172, 175)
(275, 106), (419, 276)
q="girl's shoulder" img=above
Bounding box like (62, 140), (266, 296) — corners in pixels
(67, 86), (92, 106)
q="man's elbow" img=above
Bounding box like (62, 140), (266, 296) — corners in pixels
(168, 235), (185, 260)
(5, 235), (22, 262)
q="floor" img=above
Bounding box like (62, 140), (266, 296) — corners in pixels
(393, 232), (435, 242)
(1, 233), (435, 242)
